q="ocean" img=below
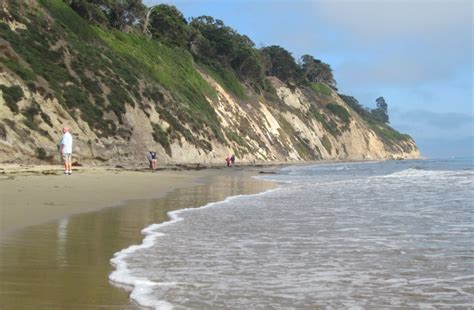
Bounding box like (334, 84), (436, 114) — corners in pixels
(109, 158), (474, 309)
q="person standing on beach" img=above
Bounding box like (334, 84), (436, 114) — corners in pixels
(147, 151), (157, 170)
(60, 127), (73, 175)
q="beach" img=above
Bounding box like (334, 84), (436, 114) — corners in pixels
(0, 164), (211, 235)
(0, 164), (276, 309)
(2, 159), (472, 309)
(99, 159), (473, 308)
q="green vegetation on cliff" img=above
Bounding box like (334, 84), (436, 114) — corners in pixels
(0, 85), (23, 112)
(0, 0), (415, 159)
(339, 94), (412, 145)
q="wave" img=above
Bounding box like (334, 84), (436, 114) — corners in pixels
(108, 187), (281, 310)
(381, 168), (474, 179)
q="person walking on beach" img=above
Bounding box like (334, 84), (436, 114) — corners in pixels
(230, 154), (235, 166)
(59, 127), (73, 175)
(225, 155), (232, 167)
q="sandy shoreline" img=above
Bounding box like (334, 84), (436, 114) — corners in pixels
(0, 163), (281, 235)
(0, 166), (208, 234)
(0, 163), (277, 309)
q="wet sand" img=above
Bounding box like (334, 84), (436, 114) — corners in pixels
(0, 166), (209, 235)
(0, 166), (275, 309)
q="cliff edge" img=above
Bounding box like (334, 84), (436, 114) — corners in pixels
(0, 1), (419, 165)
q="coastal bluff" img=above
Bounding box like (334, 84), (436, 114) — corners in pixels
(0, 1), (419, 165)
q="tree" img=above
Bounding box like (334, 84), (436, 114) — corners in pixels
(260, 45), (299, 82)
(229, 35), (263, 81)
(148, 4), (190, 47)
(66, 0), (146, 31)
(67, 0), (108, 25)
(371, 96), (389, 123)
(190, 16), (235, 59)
(107, 0), (146, 31)
(339, 94), (370, 116)
(189, 16), (264, 83)
(299, 54), (336, 88)
(376, 96), (388, 112)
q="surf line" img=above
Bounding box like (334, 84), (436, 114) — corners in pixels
(108, 186), (282, 309)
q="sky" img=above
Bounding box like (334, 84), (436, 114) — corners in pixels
(144, 0), (473, 158)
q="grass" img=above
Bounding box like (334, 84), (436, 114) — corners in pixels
(4, 0), (228, 149)
(38, 0), (99, 42)
(309, 82), (332, 96)
(96, 28), (225, 142)
(198, 62), (247, 99)
(327, 103), (351, 124)
(3, 0), (413, 159)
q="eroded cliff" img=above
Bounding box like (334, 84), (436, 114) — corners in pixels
(0, 1), (419, 165)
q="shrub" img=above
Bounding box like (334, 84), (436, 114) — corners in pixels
(1, 85), (24, 113)
(40, 111), (53, 127)
(225, 129), (250, 150)
(0, 123), (6, 139)
(327, 103), (351, 124)
(0, 57), (37, 82)
(62, 84), (114, 136)
(152, 124), (172, 156)
(321, 135), (332, 154)
(365, 118), (412, 143)
(308, 105), (340, 136)
(22, 103), (50, 136)
(36, 147), (48, 160)
(81, 75), (102, 95)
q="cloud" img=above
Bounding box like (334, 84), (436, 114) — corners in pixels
(391, 109), (474, 156)
(311, 0), (473, 88)
(399, 110), (474, 130)
(314, 0), (472, 44)
(336, 55), (462, 87)
(416, 136), (474, 158)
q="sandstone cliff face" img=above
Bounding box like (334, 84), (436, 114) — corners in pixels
(204, 76), (419, 162)
(0, 2), (419, 165)
(0, 69), (419, 164)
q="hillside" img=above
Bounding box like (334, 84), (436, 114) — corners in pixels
(0, 0), (419, 165)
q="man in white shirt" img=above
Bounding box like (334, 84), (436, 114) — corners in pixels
(60, 127), (73, 175)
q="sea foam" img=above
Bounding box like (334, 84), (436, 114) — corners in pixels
(109, 188), (281, 309)
(108, 159), (473, 308)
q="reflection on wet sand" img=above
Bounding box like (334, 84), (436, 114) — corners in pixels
(0, 173), (274, 309)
